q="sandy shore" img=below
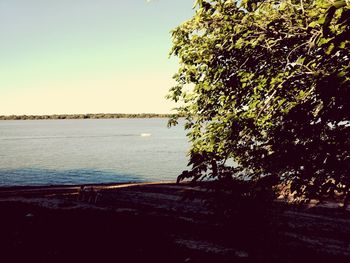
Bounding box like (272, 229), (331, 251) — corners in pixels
(0, 181), (174, 197)
(0, 182), (349, 263)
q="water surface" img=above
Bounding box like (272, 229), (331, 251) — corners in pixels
(0, 118), (189, 186)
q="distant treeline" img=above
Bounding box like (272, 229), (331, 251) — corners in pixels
(0, 113), (177, 120)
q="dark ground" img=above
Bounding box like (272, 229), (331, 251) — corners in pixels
(0, 183), (349, 263)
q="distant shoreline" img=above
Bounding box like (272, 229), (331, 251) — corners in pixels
(0, 113), (176, 121)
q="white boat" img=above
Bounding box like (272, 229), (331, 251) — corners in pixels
(140, 133), (151, 137)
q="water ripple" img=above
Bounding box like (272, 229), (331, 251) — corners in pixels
(0, 168), (146, 187)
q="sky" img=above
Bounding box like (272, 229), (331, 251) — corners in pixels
(0, 0), (194, 115)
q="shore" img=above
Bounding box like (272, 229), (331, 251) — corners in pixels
(0, 113), (176, 121)
(0, 182), (349, 263)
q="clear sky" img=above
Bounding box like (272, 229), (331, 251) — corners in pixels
(0, 0), (194, 115)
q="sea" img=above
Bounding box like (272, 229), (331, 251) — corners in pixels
(0, 118), (189, 186)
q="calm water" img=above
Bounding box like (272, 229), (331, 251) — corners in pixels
(0, 118), (189, 186)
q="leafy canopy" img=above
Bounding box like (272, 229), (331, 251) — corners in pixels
(168, 0), (350, 201)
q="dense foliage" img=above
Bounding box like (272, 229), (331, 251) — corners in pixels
(169, 0), (350, 203)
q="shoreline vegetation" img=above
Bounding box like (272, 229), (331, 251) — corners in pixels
(0, 113), (176, 121)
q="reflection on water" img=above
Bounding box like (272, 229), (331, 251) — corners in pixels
(0, 134), (150, 141)
(0, 119), (189, 186)
(0, 168), (145, 186)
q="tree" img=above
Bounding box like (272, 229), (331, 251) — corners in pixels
(168, 0), (350, 204)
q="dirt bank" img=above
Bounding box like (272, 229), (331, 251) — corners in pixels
(0, 182), (349, 263)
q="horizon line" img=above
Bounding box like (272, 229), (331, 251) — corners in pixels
(0, 112), (176, 117)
